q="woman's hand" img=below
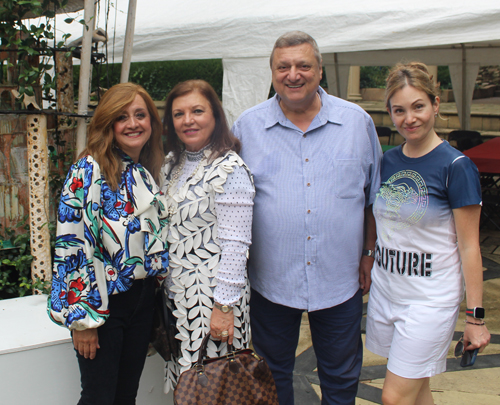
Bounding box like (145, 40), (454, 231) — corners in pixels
(73, 328), (100, 360)
(453, 205), (490, 353)
(210, 306), (234, 345)
(463, 321), (491, 353)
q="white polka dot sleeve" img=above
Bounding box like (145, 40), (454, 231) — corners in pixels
(213, 164), (255, 306)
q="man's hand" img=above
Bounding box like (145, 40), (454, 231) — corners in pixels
(360, 205), (376, 295)
(73, 328), (100, 360)
(359, 255), (374, 295)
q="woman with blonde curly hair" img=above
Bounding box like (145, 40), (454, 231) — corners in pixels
(48, 83), (169, 404)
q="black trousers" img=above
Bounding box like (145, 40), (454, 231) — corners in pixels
(76, 278), (155, 405)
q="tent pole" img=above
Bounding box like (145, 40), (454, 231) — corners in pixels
(461, 43), (467, 130)
(75, 0), (95, 155)
(120, 0), (138, 83)
(333, 53), (341, 97)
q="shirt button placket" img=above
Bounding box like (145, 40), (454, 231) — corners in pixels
(303, 132), (314, 271)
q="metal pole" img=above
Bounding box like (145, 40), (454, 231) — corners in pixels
(333, 53), (341, 98)
(75, 0), (96, 155)
(120, 0), (138, 83)
(27, 114), (51, 289)
(461, 43), (467, 130)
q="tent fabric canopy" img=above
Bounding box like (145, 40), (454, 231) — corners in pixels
(57, 0), (500, 125)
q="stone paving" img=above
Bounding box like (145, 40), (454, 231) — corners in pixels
(293, 227), (500, 404)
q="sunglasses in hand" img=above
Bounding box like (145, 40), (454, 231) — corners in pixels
(454, 335), (479, 367)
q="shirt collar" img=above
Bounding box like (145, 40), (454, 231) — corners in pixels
(316, 87), (343, 126)
(264, 87), (343, 130)
(115, 147), (136, 164)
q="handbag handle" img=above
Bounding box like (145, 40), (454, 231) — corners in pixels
(197, 332), (235, 367)
(195, 332), (241, 384)
(194, 332), (268, 387)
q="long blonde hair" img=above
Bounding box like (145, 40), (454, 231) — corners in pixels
(80, 83), (164, 190)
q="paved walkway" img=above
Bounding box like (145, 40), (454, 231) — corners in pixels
(293, 228), (500, 404)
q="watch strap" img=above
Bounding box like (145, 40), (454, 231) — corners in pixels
(214, 302), (233, 313)
(466, 307), (485, 319)
(362, 249), (375, 258)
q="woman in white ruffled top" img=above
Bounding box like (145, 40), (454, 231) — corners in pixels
(160, 80), (255, 392)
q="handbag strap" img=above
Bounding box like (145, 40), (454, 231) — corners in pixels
(195, 332), (243, 386)
(197, 332), (235, 367)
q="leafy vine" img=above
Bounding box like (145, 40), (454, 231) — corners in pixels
(0, 0), (76, 298)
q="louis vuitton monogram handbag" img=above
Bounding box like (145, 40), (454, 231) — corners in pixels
(174, 332), (279, 404)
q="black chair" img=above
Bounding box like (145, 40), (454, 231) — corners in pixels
(481, 192), (500, 231)
(448, 130), (482, 152)
(376, 126), (392, 145)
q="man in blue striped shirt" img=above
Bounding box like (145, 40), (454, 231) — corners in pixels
(232, 31), (382, 404)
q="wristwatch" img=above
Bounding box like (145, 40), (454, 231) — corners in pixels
(214, 302), (233, 313)
(362, 249), (375, 258)
(466, 307), (485, 319)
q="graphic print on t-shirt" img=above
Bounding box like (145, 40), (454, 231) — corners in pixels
(374, 170), (432, 278)
(375, 169), (428, 239)
(371, 143), (481, 305)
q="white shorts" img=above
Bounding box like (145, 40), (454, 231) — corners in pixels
(365, 285), (459, 379)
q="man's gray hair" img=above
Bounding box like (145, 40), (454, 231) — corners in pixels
(270, 31), (322, 68)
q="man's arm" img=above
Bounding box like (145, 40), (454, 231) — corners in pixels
(359, 205), (376, 295)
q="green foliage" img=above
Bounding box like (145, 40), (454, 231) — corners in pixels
(360, 66), (391, 89)
(0, 218), (51, 299)
(0, 0), (73, 104)
(0, 1), (75, 299)
(438, 66), (452, 89)
(360, 65), (453, 90)
(74, 59), (224, 101)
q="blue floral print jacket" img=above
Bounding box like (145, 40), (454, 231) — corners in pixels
(47, 151), (169, 330)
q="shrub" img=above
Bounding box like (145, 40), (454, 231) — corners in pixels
(0, 218), (51, 300)
(74, 59), (224, 101)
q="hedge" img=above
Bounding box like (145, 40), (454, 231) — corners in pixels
(74, 59), (224, 101)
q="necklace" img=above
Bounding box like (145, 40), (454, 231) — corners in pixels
(185, 147), (207, 162)
(167, 144), (212, 195)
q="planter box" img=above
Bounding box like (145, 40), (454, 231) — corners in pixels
(474, 87), (496, 99)
(361, 88), (385, 101)
(0, 295), (172, 405)
(440, 89), (455, 103)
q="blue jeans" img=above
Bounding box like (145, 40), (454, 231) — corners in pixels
(76, 278), (155, 405)
(250, 289), (363, 405)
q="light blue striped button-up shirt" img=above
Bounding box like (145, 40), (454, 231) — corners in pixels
(232, 87), (382, 311)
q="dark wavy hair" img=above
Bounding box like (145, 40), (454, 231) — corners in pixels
(80, 83), (164, 190)
(163, 79), (240, 162)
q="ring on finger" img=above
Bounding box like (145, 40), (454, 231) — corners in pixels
(221, 331), (229, 337)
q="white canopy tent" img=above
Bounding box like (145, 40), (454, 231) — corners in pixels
(57, 0), (500, 127)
